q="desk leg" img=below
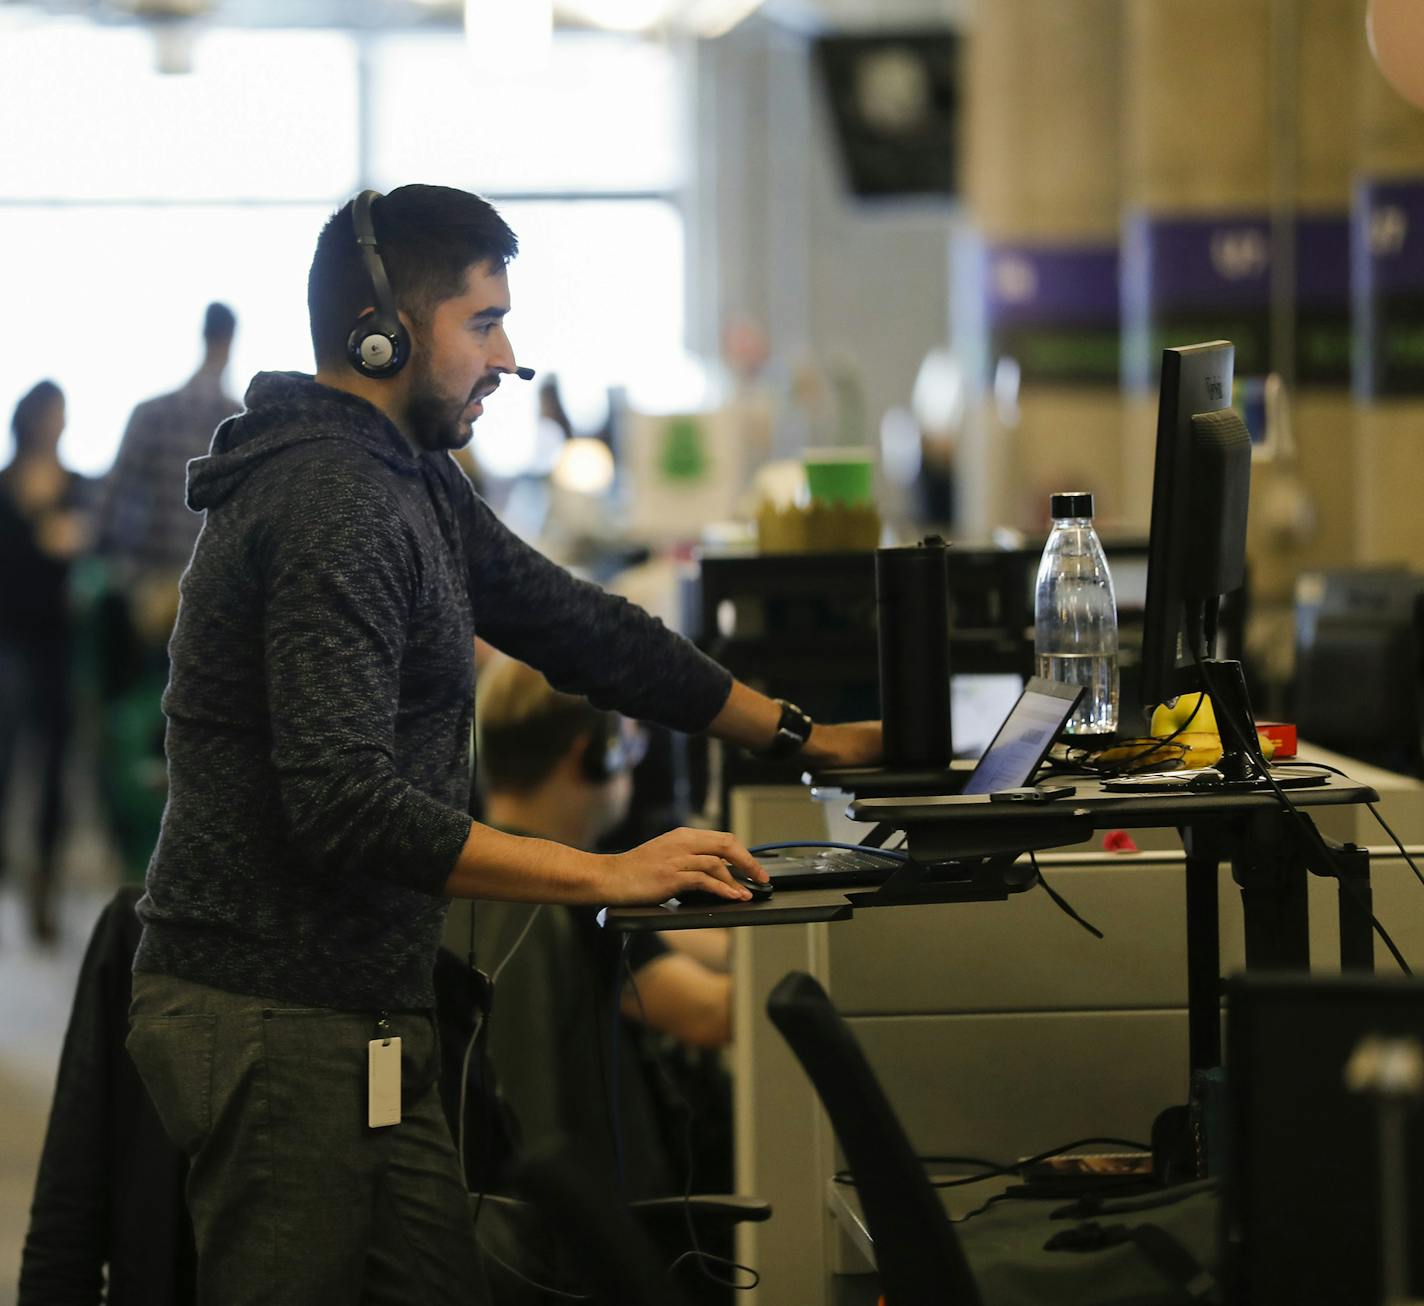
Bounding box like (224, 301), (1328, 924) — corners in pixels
(1183, 840), (1221, 1072)
(1328, 840), (1375, 972)
(1234, 811), (1311, 972)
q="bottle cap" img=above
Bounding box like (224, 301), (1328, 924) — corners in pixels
(1050, 491), (1094, 520)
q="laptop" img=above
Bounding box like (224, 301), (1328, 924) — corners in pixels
(767, 677), (1083, 888)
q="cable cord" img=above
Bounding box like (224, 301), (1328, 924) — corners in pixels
(1194, 657), (1412, 976)
(462, 905), (545, 1198)
(1278, 759), (1424, 895)
(610, 936), (628, 1200)
(1047, 693), (1205, 780)
(832, 1136), (1153, 1190)
(455, 903), (599, 1303)
(621, 953), (760, 1293)
(474, 1239), (594, 1302)
(1030, 851), (1105, 940)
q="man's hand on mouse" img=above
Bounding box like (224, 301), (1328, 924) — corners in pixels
(606, 827), (767, 906)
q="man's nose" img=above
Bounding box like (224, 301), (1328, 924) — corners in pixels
(488, 330), (517, 375)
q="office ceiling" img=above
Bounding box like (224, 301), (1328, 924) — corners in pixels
(0, 0), (970, 32)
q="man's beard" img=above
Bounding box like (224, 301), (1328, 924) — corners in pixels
(405, 355), (479, 453)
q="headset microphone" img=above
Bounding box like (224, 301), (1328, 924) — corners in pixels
(347, 190), (412, 378)
(515, 367), (535, 381)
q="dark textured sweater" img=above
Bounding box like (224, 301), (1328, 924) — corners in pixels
(133, 372), (732, 1010)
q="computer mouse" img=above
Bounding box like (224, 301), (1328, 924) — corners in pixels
(672, 871), (774, 907)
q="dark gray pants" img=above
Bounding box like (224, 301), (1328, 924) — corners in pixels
(127, 972), (490, 1306)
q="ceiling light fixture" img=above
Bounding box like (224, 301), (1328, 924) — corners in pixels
(555, 0), (765, 37)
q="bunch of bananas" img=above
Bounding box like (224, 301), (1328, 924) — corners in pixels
(1090, 693), (1277, 773)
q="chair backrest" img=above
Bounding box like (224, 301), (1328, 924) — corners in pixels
(767, 971), (982, 1306)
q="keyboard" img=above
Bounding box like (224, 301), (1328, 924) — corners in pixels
(761, 847), (904, 890)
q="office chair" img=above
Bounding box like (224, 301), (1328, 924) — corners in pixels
(766, 971), (1218, 1306)
(459, 899), (770, 1304)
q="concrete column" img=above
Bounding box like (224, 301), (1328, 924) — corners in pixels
(1353, 13), (1424, 563)
(963, 0), (1124, 535)
(1121, 0), (1276, 537)
(1276, 0), (1359, 585)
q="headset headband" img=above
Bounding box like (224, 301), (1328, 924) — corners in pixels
(352, 190), (399, 330)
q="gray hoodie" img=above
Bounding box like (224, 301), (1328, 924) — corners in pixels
(134, 372), (731, 1010)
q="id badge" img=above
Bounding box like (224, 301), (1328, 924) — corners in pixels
(368, 1036), (402, 1128)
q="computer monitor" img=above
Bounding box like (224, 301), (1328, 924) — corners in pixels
(1136, 342), (1252, 725)
(1227, 974), (1424, 1305)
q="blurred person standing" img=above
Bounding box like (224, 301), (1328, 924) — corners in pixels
(92, 304), (239, 879)
(0, 380), (93, 942)
(96, 302), (240, 596)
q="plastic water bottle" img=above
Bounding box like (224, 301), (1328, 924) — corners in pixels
(1034, 491), (1119, 735)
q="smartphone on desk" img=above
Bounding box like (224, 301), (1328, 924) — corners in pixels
(987, 784), (1077, 803)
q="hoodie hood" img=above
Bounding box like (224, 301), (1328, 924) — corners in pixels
(186, 371), (420, 512)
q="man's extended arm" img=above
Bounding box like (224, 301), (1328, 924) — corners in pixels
(457, 480), (882, 767)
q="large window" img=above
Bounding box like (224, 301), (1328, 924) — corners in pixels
(0, 19), (690, 477)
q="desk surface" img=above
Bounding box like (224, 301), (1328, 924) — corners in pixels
(849, 768), (1378, 829)
(606, 768), (1380, 933)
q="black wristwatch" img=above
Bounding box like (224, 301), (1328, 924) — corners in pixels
(761, 699), (814, 759)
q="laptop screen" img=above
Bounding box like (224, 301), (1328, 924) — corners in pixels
(958, 677), (1082, 795)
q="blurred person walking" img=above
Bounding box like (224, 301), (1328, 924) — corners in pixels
(0, 380), (93, 942)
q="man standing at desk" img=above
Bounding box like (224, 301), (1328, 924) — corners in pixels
(124, 183), (880, 1306)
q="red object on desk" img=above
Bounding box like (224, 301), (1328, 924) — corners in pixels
(1256, 721), (1298, 759)
(1103, 830), (1139, 853)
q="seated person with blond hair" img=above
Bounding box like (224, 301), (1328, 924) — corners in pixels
(454, 655), (732, 1198)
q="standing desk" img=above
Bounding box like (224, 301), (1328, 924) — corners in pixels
(608, 768), (1380, 1305)
(610, 770), (1380, 1075)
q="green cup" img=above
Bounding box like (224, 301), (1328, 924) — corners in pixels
(804, 447), (874, 507)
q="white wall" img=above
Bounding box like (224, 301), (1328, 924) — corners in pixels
(690, 17), (962, 456)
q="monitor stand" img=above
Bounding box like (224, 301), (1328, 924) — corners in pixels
(1103, 660), (1329, 794)
(1195, 658), (1321, 793)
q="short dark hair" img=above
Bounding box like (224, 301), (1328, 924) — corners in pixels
(476, 658), (604, 796)
(307, 184), (519, 370)
(11, 380), (63, 455)
(203, 301), (236, 343)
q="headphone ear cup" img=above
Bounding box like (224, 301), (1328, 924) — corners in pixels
(581, 715), (619, 784)
(347, 313), (411, 378)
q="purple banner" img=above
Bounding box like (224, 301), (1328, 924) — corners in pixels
(1124, 213), (1273, 311)
(1353, 179), (1424, 297)
(1353, 178), (1424, 396)
(1296, 215), (1350, 306)
(1295, 213), (1350, 387)
(984, 244), (1120, 329)
(1122, 212), (1275, 384)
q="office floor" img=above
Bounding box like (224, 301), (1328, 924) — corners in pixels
(0, 757), (122, 1306)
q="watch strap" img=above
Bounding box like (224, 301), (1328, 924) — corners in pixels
(762, 699), (813, 759)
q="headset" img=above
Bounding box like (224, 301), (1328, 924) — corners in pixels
(348, 190), (412, 378)
(346, 188), (537, 385)
(581, 711), (649, 784)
